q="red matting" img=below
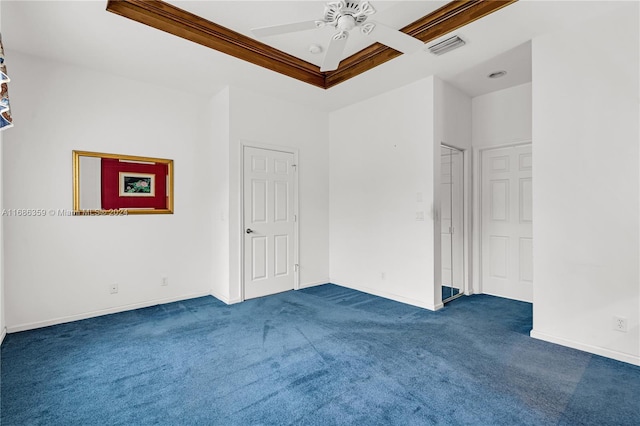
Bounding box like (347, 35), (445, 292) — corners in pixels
(101, 158), (168, 210)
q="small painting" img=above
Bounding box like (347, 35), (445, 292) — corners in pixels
(119, 172), (155, 197)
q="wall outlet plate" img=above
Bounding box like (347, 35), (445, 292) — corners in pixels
(161, 276), (168, 286)
(613, 316), (628, 332)
(110, 283), (118, 294)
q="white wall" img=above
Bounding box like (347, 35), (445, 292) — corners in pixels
(209, 87), (231, 303)
(439, 80), (473, 152)
(3, 51), (216, 331)
(472, 83), (532, 148)
(227, 86), (330, 303)
(329, 77), (471, 310)
(2, 52), (328, 328)
(531, 3), (639, 365)
(471, 83), (532, 295)
(330, 77), (439, 309)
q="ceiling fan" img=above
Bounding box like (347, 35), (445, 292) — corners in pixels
(251, 0), (425, 72)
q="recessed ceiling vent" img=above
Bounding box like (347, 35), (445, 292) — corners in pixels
(428, 35), (466, 56)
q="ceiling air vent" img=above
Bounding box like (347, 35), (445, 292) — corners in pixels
(428, 35), (466, 56)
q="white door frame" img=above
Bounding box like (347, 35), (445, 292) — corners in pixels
(473, 140), (532, 296)
(240, 141), (300, 302)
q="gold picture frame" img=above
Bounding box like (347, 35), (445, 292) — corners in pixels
(73, 150), (174, 215)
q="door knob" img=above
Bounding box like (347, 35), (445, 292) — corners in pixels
(246, 228), (254, 234)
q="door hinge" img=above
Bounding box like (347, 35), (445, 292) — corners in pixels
(294, 214), (297, 222)
(450, 226), (454, 235)
(292, 164), (297, 172)
(295, 264), (299, 272)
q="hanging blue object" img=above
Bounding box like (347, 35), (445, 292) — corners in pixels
(0, 33), (13, 131)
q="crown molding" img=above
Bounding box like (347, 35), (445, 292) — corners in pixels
(106, 0), (517, 90)
(106, 0), (325, 88)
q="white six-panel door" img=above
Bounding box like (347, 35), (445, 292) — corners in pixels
(481, 144), (532, 302)
(243, 146), (296, 300)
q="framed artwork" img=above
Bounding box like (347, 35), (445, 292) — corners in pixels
(72, 150), (174, 215)
(119, 172), (155, 197)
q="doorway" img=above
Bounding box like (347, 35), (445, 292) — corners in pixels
(242, 145), (298, 300)
(440, 144), (464, 303)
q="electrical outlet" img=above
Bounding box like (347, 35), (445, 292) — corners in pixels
(109, 283), (118, 294)
(613, 316), (628, 332)
(161, 276), (168, 286)
(381, 272), (386, 280)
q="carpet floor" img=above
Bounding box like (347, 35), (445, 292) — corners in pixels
(2, 284), (639, 425)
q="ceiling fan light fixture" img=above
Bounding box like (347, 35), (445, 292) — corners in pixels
(253, 0), (426, 72)
(428, 35), (466, 56)
(337, 14), (357, 31)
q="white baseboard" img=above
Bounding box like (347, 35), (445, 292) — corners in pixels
(7, 292), (212, 333)
(530, 329), (640, 366)
(210, 281), (329, 305)
(0, 326), (6, 345)
(210, 288), (231, 304)
(210, 288), (242, 305)
(297, 280), (329, 290)
(332, 281), (442, 311)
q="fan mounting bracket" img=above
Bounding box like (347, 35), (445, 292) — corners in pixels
(323, 1), (374, 29)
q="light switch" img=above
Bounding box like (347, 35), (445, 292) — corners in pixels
(416, 211), (425, 221)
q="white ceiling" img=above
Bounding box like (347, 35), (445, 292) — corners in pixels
(1, 1), (630, 111)
(167, 1), (447, 67)
(449, 40), (532, 98)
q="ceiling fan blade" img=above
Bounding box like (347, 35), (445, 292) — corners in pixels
(361, 21), (424, 54)
(252, 20), (323, 37)
(320, 31), (349, 72)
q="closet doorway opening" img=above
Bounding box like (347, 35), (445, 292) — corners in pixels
(440, 144), (465, 303)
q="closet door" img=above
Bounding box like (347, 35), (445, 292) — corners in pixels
(441, 146), (464, 302)
(481, 145), (532, 302)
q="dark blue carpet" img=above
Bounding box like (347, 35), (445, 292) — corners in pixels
(2, 284), (639, 425)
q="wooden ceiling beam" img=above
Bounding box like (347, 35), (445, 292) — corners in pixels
(106, 0), (326, 88)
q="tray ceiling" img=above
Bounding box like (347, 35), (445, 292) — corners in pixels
(106, 0), (518, 89)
